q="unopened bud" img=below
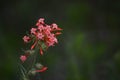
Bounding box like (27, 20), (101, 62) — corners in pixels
(35, 63), (43, 69)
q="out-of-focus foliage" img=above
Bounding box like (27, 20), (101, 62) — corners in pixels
(0, 0), (120, 80)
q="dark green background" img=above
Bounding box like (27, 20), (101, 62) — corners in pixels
(0, 0), (120, 80)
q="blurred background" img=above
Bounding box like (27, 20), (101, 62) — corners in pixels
(0, 0), (120, 80)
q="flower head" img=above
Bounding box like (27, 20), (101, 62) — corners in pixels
(23, 18), (62, 55)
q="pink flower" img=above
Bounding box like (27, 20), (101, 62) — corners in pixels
(46, 34), (58, 47)
(20, 55), (27, 62)
(23, 36), (30, 43)
(31, 28), (37, 34)
(52, 23), (58, 29)
(43, 26), (51, 36)
(53, 37), (58, 43)
(38, 24), (44, 32)
(45, 25), (51, 31)
(37, 33), (44, 40)
(52, 23), (62, 31)
(38, 18), (44, 24)
(36, 18), (45, 26)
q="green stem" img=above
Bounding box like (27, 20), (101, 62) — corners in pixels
(26, 47), (39, 75)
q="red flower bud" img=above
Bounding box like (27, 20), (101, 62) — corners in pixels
(36, 67), (47, 72)
(40, 47), (43, 55)
(31, 40), (37, 50)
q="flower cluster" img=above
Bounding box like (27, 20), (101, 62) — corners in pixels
(20, 18), (62, 74)
(23, 18), (62, 55)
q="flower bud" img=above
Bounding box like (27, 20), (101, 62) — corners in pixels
(35, 63), (43, 69)
(20, 55), (27, 62)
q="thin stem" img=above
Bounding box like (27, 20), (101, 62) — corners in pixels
(26, 46), (39, 75)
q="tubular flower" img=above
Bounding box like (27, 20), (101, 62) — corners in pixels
(40, 47), (43, 55)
